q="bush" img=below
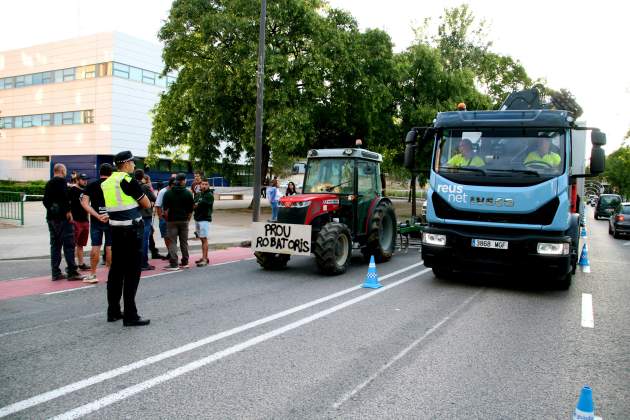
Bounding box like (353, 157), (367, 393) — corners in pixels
(0, 180), (47, 197)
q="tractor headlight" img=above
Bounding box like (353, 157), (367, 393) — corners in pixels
(422, 232), (446, 246)
(289, 201), (311, 208)
(536, 242), (569, 255)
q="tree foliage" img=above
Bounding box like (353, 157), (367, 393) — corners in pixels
(604, 146), (630, 198)
(150, 1), (582, 186)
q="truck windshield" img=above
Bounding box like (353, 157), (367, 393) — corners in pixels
(303, 158), (354, 193)
(435, 128), (566, 178)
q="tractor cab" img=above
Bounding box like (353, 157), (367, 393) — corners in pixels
(255, 146), (397, 275)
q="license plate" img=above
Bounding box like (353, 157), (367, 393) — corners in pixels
(471, 239), (508, 249)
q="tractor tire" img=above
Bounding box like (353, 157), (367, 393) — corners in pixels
(362, 201), (397, 263)
(313, 222), (352, 275)
(254, 252), (290, 270)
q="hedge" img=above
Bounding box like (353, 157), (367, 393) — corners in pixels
(0, 181), (46, 197)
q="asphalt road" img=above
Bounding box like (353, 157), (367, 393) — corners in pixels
(0, 210), (628, 419)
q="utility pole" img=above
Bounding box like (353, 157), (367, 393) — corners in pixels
(252, 0), (267, 222)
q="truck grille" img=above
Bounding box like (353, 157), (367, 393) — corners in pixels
(432, 192), (559, 225)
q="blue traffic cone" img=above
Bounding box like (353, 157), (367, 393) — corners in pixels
(573, 386), (594, 420)
(580, 226), (588, 238)
(578, 243), (591, 273)
(362, 256), (382, 289)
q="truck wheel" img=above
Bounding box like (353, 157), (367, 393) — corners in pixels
(362, 202), (397, 263)
(314, 222), (352, 275)
(556, 273), (572, 290)
(254, 252), (290, 270)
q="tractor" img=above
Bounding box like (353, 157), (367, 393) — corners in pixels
(254, 146), (397, 275)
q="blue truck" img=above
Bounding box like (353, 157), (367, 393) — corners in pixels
(404, 88), (606, 289)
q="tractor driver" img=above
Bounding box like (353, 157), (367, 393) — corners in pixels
(446, 138), (485, 167)
(524, 138), (561, 168)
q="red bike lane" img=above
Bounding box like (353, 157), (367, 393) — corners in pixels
(0, 247), (254, 301)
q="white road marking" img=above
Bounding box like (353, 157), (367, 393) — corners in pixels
(333, 289), (483, 409)
(0, 261), (425, 418)
(581, 293), (594, 328)
(50, 268), (432, 420)
(623, 241), (630, 246)
(44, 286), (96, 295)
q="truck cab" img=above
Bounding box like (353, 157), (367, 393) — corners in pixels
(405, 101), (606, 289)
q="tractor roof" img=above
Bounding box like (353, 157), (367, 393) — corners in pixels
(307, 148), (382, 162)
(435, 110), (573, 129)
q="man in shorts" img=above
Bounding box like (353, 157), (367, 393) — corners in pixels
(193, 179), (214, 267)
(70, 173), (90, 271)
(155, 177), (176, 260)
(81, 163), (113, 283)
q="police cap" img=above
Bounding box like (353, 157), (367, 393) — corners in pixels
(114, 150), (135, 164)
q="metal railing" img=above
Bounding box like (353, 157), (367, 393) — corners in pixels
(0, 191), (24, 225)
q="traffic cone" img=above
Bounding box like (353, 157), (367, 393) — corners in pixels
(362, 256), (382, 289)
(580, 226), (588, 238)
(578, 243), (591, 273)
(573, 386), (595, 420)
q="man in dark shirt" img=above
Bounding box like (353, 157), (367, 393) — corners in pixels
(81, 163), (113, 282)
(70, 173), (90, 271)
(43, 163), (84, 281)
(193, 179), (214, 267)
(134, 169), (157, 271)
(162, 173), (194, 270)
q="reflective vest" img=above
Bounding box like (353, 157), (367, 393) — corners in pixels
(446, 153), (485, 167)
(101, 171), (141, 226)
(524, 151), (561, 167)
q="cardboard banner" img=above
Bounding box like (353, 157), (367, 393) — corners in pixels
(252, 222), (312, 256)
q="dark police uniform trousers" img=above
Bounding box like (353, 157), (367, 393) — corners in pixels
(108, 220), (144, 321)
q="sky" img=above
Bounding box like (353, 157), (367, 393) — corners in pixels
(1, 0), (628, 153)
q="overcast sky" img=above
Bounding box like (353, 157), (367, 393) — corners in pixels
(1, 0), (628, 152)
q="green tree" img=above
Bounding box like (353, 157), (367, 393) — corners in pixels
(605, 145), (630, 198)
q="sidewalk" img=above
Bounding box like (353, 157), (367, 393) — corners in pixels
(0, 194), (271, 260)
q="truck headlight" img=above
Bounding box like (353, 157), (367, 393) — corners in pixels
(536, 242), (569, 255)
(423, 232), (446, 246)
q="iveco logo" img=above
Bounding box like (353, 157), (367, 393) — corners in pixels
(470, 196), (514, 207)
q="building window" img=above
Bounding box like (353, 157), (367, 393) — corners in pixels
(54, 70), (63, 83)
(41, 114), (51, 126)
(113, 62), (130, 78)
(142, 69), (155, 85)
(63, 68), (75, 82)
(15, 76), (25, 88)
(62, 112), (74, 125)
(32, 73), (43, 84)
(53, 113), (62, 126)
(83, 110), (94, 124)
(14, 116), (23, 128)
(22, 156), (49, 169)
(22, 115), (33, 128)
(129, 66), (142, 82)
(32, 115), (42, 126)
(42, 71), (53, 84)
(98, 62), (113, 77)
(76, 65), (96, 79)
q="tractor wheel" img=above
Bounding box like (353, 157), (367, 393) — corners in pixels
(313, 222), (352, 275)
(362, 201), (397, 263)
(254, 252), (290, 270)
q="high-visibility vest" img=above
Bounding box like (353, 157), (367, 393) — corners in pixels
(524, 151), (561, 167)
(101, 171), (141, 226)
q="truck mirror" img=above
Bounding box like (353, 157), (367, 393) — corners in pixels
(590, 146), (605, 175)
(591, 130), (606, 146)
(404, 130), (417, 170)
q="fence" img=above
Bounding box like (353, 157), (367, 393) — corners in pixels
(0, 191), (24, 225)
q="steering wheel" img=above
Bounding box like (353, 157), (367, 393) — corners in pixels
(524, 160), (553, 170)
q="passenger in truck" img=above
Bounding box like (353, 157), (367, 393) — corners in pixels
(446, 138), (485, 167)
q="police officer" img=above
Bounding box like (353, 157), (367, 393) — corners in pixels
(102, 151), (151, 326)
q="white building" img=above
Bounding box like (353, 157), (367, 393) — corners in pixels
(0, 32), (176, 181)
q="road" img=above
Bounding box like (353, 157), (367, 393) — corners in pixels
(0, 211), (628, 419)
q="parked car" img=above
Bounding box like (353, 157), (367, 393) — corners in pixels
(595, 194), (622, 220)
(608, 202), (630, 239)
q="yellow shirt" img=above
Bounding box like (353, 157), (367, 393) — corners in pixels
(524, 151), (561, 167)
(446, 154), (485, 167)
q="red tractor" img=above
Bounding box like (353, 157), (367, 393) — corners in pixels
(254, 147), (397, 275)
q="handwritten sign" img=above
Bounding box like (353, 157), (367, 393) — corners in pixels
(252, 222), (312, 256)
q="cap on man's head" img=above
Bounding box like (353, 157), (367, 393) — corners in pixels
(175, 173), (187, 182)
(78, 173), (89, 180)
(114, 150), (135, 164)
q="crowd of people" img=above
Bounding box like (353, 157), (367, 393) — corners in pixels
(43, 155), (215, 327)
(262, 176), (297, 221)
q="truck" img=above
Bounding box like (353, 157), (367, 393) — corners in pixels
(403, 87), (606, 289)
(253, 145), (397, 275)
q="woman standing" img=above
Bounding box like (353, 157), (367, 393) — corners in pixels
(285, 181), (297, 196)
(267, 179), (280, 221)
